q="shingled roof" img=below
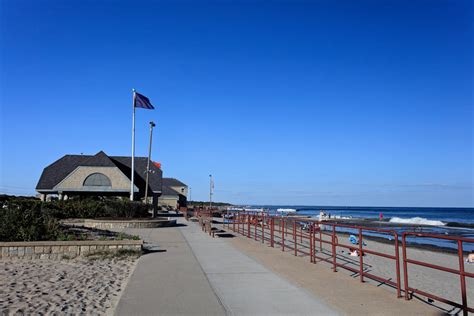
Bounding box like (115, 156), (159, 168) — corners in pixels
(162, 186), (181, 196)
(162, 178), (187, 187)
(36, 151), (163, 193)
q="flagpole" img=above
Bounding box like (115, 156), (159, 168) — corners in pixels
(130, 89), (136, 201)
(209, 174), (213, 209)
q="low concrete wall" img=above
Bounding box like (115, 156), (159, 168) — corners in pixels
(83, 218), (177, 229)
(0, 240), (143, 260)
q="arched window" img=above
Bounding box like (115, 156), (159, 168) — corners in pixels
(83, 173), (112, 187)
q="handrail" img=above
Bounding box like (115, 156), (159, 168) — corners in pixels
(402, 232), (473, 315)
(221, 211), (473, 314)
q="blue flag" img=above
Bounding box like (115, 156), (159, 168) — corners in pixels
(135, 92), (155, 109)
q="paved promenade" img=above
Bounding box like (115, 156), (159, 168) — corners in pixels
(114, 219), (338, 316)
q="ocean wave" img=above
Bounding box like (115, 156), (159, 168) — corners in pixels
(389, 217), (446, 226)
(276, 208), (297, 213)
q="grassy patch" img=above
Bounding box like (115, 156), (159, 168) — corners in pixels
(57, 232), (88, 241)
(85, 249), (142, 260)
(115, 232), (141, 240)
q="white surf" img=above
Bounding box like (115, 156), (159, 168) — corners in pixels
(276, 208), (297, 213)
(389, 217), (446, 226)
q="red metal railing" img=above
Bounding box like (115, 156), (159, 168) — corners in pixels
(195, 207), (214, 236)
(402, 232), (474, 315)
(219, 211), (473, 314)
(318, 222), (402, 298)
(226, 213), (401, 296)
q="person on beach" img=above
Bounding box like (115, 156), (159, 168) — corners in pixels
(350, 249), (361, 257)
(379, 212), (383, 221)
(468, 252), (474, 264)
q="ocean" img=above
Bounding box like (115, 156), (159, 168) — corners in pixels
(252, 205), (474, 251)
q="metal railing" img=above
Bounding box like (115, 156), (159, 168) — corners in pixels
(402, 232), (474, 315)
(195, 207), (214, 236)
(219, 210), (473, 315)
(318, 222), (401, 298)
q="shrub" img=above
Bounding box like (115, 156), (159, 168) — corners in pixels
(0, 197), (150, 242)
(42, 198), (150, 219)
(0, 196), (149, 241)
(0, 199), (60, 242)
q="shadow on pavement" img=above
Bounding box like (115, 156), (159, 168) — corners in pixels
(142, 248), (167, 255)
(216, 233), (236, 238)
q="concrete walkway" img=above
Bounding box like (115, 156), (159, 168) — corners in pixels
(115, 219), (338, 315)
(114, 224), (225, 316)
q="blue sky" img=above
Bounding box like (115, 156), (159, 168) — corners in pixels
(0, 0), (472, 207)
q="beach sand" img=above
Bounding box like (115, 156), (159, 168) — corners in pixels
(0, 257), (137, 315)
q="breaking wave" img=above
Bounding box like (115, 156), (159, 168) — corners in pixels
(389, 217), (446, 226)
(277, 208), (297, 213)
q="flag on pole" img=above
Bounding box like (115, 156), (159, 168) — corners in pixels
(130, 90), (155, 201)
(134, 92), (155, 109)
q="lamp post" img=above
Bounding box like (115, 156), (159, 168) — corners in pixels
(144, 121), (156, 206)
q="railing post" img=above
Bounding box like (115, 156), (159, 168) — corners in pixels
(262, 214), (265, 244)
(241, 213), (243, 235)
(309, 223), (313, 263)
(313, 224), (317, 264)
(254, 215), (257, 241)
(319, 227), (323, 251)
(402, 233), (410, 300)
(332, 225), (337, 272)
(457, 240), (468, 316)
(271, 218), (274, 247)
(293, 221), (297, 256)
(358, 228), (364, 283)
(238, 213), (241, 232)
(247, 214), (250, 238)
(282, 220), (285, 252)
(300, 223), (303, 243)
(239, 213), (242, 235)
(394, 232), (401, 298)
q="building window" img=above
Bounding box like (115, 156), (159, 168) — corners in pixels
(83, 173), (112, 187)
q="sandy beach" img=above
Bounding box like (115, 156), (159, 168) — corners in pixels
(0, 257), (137, 315)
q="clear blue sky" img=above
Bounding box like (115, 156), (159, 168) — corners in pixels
(0, 0), (472, 207)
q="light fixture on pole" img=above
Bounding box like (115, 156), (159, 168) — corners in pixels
(144, 121), (156, 206)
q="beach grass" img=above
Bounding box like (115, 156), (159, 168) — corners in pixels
(85, 249), (142, 260)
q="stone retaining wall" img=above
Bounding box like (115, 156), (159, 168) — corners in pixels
(83, 218), (177, 229)
(0, 240), (143, 260)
